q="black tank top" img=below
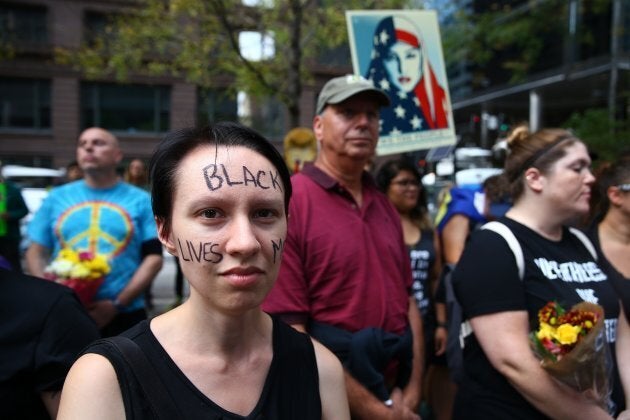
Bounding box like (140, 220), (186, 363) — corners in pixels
(588, 225), (630, 322)
(86, 317), (322, 419)
(409, 228), (437, 318)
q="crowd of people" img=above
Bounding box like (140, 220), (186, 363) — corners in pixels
(0, 73), (629, 419)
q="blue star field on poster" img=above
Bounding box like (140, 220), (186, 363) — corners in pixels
(346, 10), (457, 155)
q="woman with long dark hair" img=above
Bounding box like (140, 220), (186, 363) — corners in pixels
(587, 158), (630, 417)
(376, 158), (454, 420)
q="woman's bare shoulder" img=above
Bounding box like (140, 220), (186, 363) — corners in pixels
(311, 339), (350, 420)
(58, 353), (125, 419)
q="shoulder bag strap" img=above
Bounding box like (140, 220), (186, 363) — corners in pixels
(481, 221), (525, 280)
(106, 336), (181, 419)
(568, 227), (598, 260)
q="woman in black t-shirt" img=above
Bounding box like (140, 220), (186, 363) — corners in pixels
(58, 124), (350, 419)
(452, 125), (630, 419)
(377, 158), (454, 420)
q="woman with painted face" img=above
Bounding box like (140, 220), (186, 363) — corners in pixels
(365, 15), (449, 135)
(451, 125), (630, 419)
(58, 123), (349, 419)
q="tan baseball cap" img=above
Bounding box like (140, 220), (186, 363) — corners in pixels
(316, 75), (390, 115)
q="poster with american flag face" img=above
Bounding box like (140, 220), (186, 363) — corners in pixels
(346, 10), (456, 156)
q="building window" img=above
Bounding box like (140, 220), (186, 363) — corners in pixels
(0, 78), (51, 129)
(81, 83), (171, 133)
(83, 11), (109, 46)
(83, 10), (121, 47)
(197, 88), (238, 125)
(0, 2), (48, 45)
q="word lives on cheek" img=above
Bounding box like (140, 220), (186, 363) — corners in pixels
(178, 238), (223, 264)
(203, 164), (283, 193)
(272, 238), (284, 264)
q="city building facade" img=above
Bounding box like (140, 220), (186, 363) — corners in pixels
(0, 0), (340, 169)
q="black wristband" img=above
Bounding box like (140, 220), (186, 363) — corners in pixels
(436, 321), (448, 328)
(113, 298), (126, 312)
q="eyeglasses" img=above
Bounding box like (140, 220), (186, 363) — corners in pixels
(392, 179), (421, 188)
(616, 184), (630, 192)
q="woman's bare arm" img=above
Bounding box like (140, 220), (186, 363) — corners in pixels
(313, 340), (350, 420)
(57, 354), (125, 420)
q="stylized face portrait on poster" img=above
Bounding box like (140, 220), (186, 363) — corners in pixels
(346, 10), (456, 155)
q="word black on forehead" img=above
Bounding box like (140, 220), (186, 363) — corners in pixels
(203, 163), (283, 193)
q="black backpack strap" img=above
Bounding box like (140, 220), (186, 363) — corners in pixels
(105, 336), (180, 419)
(445, 222), (525, 384)
(443, 263), (465, 384)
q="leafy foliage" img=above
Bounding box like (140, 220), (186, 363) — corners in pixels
(442, 0), (612, 86)
(55, 0), (408, 127)
(562, 108), (630, 164)
(0, 40), (15, 61)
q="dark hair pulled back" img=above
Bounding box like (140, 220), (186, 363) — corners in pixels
(504, 124), (580, 200)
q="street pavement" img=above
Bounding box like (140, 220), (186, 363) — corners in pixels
(147, 254), (189, 318)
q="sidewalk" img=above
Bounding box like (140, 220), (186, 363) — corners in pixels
(147, 255), (189, 318)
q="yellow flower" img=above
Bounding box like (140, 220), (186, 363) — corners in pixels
(556, 323), (581, 345)
(536, 322), (556, 341)
(58, 248), (79, 263)
(47, 248), (111, 280)
(83, 255), (110, 277)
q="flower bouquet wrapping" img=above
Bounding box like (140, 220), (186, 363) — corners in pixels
(530, 301), (612, 411)
(44, 248), (111, 306)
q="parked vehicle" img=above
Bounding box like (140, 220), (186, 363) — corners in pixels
(1, 165), (65, 253)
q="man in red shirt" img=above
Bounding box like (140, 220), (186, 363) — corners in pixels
(264, 75), (423, 419)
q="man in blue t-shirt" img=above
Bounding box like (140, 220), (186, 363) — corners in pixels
(26, 127), (163, 336)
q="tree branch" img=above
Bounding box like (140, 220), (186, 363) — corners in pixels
(208, 0), (277, 94)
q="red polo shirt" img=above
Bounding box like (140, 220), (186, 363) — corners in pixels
(263, 164), (412, 335)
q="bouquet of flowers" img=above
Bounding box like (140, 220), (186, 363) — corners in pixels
(530, 301), (612, 411)
(44, 248), (111, 306)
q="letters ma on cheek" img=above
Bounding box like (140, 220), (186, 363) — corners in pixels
(272, 238), (284, 264)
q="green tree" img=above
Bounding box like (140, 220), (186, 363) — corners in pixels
(442, 0), (613, 86)
(562, 108), (629, 163)
(55, 0), (409, 129)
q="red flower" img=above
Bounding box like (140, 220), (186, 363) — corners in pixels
(78, 251), (94, 261)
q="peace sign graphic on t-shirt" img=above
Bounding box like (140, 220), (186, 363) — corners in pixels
(54, 201), (134, 258)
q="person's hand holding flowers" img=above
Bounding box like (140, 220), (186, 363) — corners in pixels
(531, 301), (612, 412)
(44, 248), (110, 306)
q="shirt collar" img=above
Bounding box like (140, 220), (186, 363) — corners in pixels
(300, 162), (376, 191)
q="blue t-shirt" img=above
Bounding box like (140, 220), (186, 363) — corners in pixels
(27, 180), (158, 311)
(435, 186), (487, 234)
